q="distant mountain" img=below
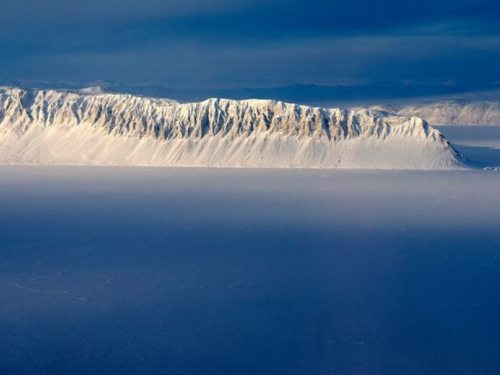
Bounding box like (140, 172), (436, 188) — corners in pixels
(3, 78), (499, 107)
(384, 101), (500, 126)
(397, 101), (500, 125)
(0, 87), (464, 169)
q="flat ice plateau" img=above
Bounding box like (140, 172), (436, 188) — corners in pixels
(1, 163), (500, 375)
(0, 87), (463, 169)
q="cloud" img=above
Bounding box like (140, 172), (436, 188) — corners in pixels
(1, 0), (499, 99)
(6, 32), (499, 88)
(0, 0), (251, 26)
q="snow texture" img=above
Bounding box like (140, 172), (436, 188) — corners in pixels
(0, 87), (463, 169)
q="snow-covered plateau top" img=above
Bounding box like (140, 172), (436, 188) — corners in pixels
(0, 87), (464, 169)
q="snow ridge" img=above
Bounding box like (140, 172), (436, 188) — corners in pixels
(0, 87), (464, 169)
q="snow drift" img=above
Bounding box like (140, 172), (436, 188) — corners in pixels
(0, 87), (464, 169)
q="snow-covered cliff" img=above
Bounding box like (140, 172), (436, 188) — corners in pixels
(0, 87), (464, 169)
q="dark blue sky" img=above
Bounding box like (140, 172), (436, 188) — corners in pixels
(1, 0), (499, 102)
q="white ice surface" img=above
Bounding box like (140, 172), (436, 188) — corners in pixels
(0, 165), (500, 374)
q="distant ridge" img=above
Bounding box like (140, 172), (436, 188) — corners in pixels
(363, 100), (500, 126)
(0, 87), (465, 169)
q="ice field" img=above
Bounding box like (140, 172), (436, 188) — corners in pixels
(1, 148), (500, 374)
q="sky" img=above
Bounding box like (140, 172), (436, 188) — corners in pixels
(1, 0), (500, 103)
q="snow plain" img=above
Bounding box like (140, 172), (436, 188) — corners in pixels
(1, 149), (500, 374)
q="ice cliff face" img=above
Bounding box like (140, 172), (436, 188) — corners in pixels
(0, 87), (464, 169)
